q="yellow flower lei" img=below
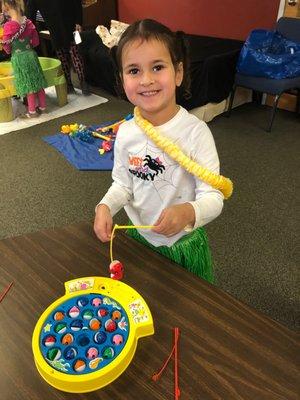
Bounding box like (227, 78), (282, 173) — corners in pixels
(134, 107), (233, 199)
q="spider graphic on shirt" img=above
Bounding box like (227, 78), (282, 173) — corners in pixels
(128, 140), (180, 201)
(143, 154), (165, 175)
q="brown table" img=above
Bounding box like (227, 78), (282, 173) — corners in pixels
(0, 222), (298, 400)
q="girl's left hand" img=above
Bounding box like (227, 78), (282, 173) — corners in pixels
(152, 203), (195, 237)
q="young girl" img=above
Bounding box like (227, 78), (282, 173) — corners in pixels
(2, 0), (47, 118)
(94, 19), (233, 282)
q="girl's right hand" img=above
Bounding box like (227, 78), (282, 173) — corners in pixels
(94, 204), (113, 242)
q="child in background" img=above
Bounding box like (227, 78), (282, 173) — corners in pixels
(25, 0), (90, 95)
(94, 19), (233, 282)
(2, 0), (47, 118)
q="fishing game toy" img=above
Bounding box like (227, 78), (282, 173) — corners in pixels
(32, 276), (154, 392)
(32, 225), (154, 393)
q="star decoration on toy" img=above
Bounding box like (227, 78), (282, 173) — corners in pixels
(43, 323), (52, 332)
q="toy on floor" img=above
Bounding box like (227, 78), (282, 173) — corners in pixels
(60, 114), (133, 155)
(95, 114), (133, 155)
(60, 123), (111, 147)
(60, 123), (96, 143)
(32, 223), (154, 393)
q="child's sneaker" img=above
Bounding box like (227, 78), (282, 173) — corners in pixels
(36, 107), (47, 115)
(19, 111), (39, 119)
(80, 80), (91, 96)
(67, 83), (76, 94)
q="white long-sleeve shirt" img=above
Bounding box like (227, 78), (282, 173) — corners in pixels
(99, 106), (223, 247)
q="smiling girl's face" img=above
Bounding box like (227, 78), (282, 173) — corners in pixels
(121, 38), (183, 126)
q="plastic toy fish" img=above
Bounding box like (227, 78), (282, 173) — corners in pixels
(109, 260), (124, 280)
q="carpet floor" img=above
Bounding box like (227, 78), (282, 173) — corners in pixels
(0, 87), (299, 331)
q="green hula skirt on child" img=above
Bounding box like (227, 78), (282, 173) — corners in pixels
(126, 226), (214, 283)
(11, 38), (47, 97)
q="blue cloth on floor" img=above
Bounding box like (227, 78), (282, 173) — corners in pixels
(43, 129), (114, 171)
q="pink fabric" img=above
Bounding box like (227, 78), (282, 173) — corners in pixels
(3, 19), (39, 54)
(27, 92), (36, 113)
(37, 89), (46, 109)
(26, 89), (47, 113)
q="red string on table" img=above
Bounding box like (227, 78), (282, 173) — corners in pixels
(0, 281), (14, 303)
(152, 327), (181, 399)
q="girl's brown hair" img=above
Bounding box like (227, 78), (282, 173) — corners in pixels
(111, 19), (191, 100)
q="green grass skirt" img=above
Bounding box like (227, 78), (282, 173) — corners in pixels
(11, 50), (47, 97)
(126, 226), (214, 283)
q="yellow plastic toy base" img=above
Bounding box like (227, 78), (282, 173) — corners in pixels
(32, 277), (154, 393)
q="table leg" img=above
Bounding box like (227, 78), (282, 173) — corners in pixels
(0, 83), (14, 122)
(55, 82), (68, 107)
(54, 70), (68, 107)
